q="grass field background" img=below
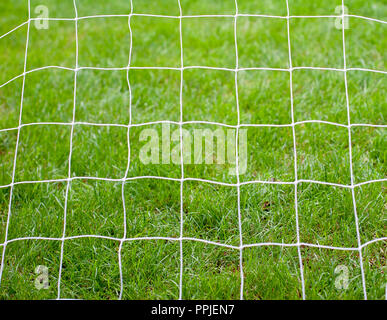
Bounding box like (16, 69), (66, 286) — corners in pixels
(0, 0), (386, 300)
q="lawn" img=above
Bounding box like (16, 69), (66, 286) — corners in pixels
(0, 0), (386, 300)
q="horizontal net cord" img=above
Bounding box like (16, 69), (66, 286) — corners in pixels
(1, 120), (386, 137)
(2, 65), (387, 90)
(1, 12), (386, 39)
(1, 235), (386, 252)
(0, 176), (385, 191)
(31, 13), (387, 23)
(1, 66), (386, 91)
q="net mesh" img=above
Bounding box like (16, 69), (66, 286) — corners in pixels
(0, 0), (386, 300)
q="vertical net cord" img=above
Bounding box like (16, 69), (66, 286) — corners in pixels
(234, 0), (244, 300)
(177, 0), (184, 300)
(341, 0), (367, 300)
(285, 0), (306, 300)
(57, 0), (79, 299)
(0, 0), (31, 285)
(118, 0), (134, 300)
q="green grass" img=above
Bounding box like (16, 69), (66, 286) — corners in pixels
(0, 0), (386, 300)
